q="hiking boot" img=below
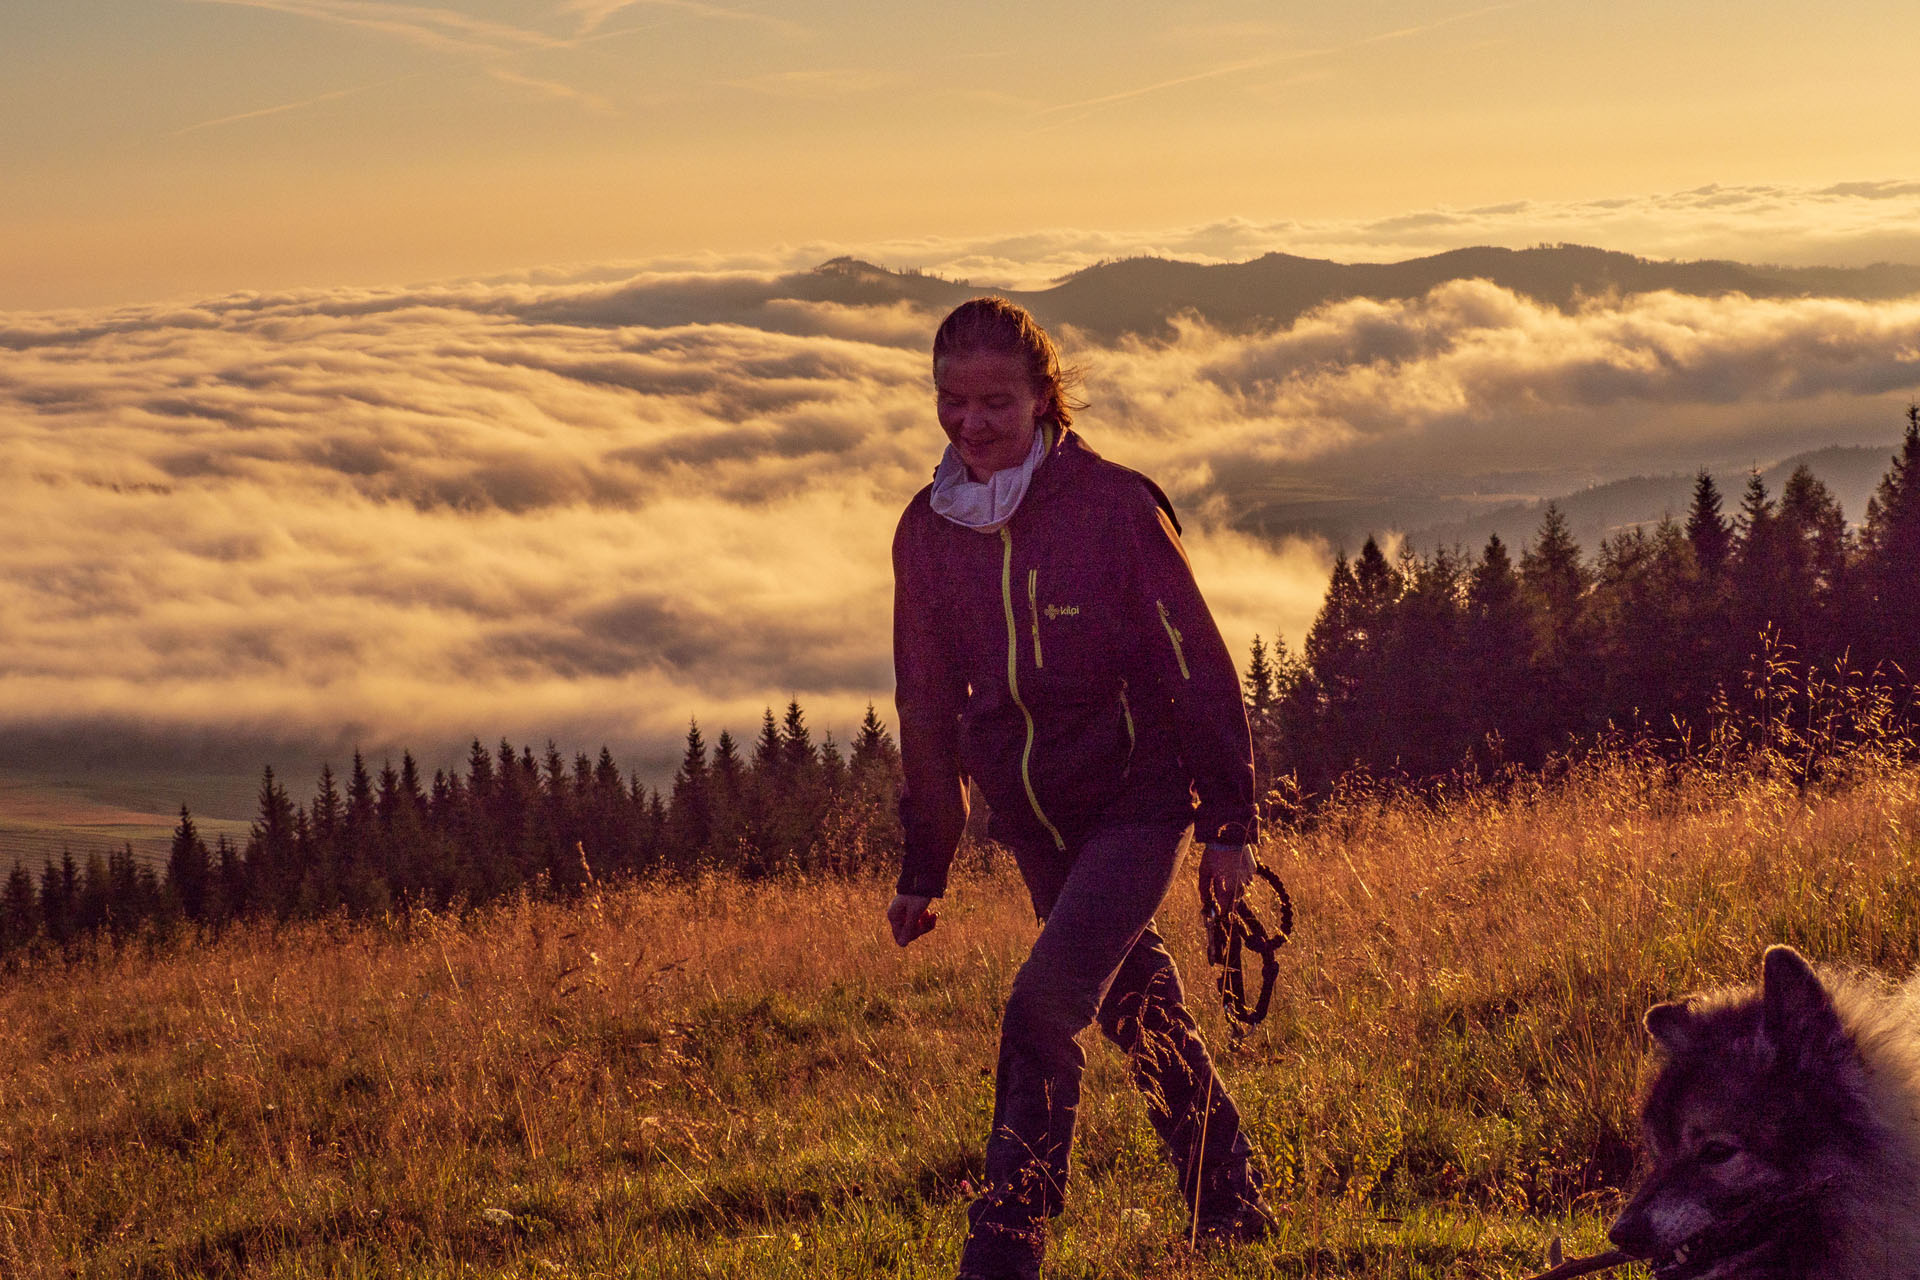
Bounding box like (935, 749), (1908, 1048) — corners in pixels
(1189, 1160), (1276, 1249)
(953, 1249), (1040, 1280)
(957, 1197), (1044, 1280)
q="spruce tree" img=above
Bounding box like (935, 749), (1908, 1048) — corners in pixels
(166, 805), (213, 924)
(1300, 552), (1364, 789)
(842, 705), (904, 873)
(1304, 553), (1360, 682)
(400, 753), (426, 811)
(1519, 505), (1595, 757)
(776, 700), (826, 872)
(77, 852), (110, 939)
(646, 789), (669, 868)
(1376, 544), (1467, 776)
(214, 834), (245, 925)
(465, 740), (495, 801)
(343, 753), (373, 832)
(1, 862), (38, 954)
(377, 758), (403, 829)
(1730, 471), (1786, 660)
(708, 730), (747, 871)
(753, 707), (782, 777)
(542, 742), (569, 807)
(579, 746), (627, 877)
(780, 700), (816, 775)
(291, 805), (324, 915)
(247, 766), (298, 917)
(1860, 406), (1920, 673)
(1520, 504), (1588, 628)
(818, 732), (848, 798)
(311, 764), (342, 847)
(1685, 470), (1732, 581)
(105, 844), (149, 943)
(491, 738), (534, 886)
(1352, 537), (1402, 630)
(1243, 636), (1276, 711)
(39, 853), (75, 949)
(712, 730), (743, 794)
(1777, 465), (1849, 658)
(850, 704), (900, 779)
(1588, 521), (1707, 732)
(667, 720), (712, 866)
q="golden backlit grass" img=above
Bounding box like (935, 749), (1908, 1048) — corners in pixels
(3, 735), (1918, 1278)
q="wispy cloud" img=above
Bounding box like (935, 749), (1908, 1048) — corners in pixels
(486, 66), (616, 113)
(557, 0), (803, 39)
(1037, 53), (1288, 117)
(167, 82), (381, 137)
(725, 68), (899, 99)
(1038, 1), (1529, 121)
(1352, 1), (1528, 49)
(170, 0), (671, 133)
(188, 0), (565, 55)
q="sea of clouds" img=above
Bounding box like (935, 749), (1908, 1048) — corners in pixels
(7, 193), (1920, 783)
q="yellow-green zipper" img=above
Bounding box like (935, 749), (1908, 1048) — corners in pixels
(1156, 599), (1191, 680)
(1001, 528), (1065, 850)
(1027, 568), (1043, 668)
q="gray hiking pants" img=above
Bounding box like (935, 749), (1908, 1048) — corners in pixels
(958, 821), (1253, 1277)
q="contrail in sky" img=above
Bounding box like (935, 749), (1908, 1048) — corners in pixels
(170, 0), (800, 135)
(1037, 1), (1531, 122)
(168, 83), (385, 137)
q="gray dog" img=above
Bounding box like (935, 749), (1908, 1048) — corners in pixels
(1609, 945), (1920, 1279)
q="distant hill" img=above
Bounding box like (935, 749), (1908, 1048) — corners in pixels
(1385, 443), (1900, 557)
(792, 246), (1920, 341)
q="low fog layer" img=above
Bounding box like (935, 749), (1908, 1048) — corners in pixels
(4, 254), (1918, 783)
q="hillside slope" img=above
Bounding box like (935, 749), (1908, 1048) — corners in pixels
(6, 731), (1916, 1277)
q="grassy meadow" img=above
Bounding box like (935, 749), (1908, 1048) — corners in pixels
(4, 711), (1919, 1278)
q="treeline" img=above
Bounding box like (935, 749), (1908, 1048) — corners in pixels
(1248, 407), (1920, 804)
(0, 702), (903, 958)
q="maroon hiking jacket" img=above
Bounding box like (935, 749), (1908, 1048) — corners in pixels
(892, 428), (1257, 898)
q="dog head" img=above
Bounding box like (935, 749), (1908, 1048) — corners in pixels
(1608, 946), (1854, 1278)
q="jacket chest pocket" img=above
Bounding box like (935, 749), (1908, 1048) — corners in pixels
(1020, 566), (1108, 691)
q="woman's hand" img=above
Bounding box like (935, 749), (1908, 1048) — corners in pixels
(1200, 842), (1256, 914)
(887, 892), (938, 947)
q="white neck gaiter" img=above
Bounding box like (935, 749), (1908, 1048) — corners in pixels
(928, 429), (1050, 533)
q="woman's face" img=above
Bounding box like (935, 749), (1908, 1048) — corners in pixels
(935, 349), (1043, 481)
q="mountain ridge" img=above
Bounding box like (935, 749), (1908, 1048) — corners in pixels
(799, 244), (1920, 340)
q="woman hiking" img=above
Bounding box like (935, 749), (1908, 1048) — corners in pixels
(886, 296), (1273, 1279)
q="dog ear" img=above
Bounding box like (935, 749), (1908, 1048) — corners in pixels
(1762, 944), (1844, 1060)
(1645, 999), (1696, 1052)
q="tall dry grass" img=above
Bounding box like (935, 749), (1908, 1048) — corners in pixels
(3, 689), (1917, 1277)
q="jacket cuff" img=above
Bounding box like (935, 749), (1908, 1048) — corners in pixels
(1197, 816), (1256, 847)
(895, 871), (947, 899)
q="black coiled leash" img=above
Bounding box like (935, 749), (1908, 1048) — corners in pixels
(1202, 860), (1293, 1031)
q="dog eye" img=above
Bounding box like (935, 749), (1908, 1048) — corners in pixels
(1696, 1138), (1740, 1164)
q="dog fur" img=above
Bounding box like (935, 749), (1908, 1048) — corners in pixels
(1609, 946), (1920, 1279)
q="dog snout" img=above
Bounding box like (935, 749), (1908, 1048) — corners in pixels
(1607, 1207), (1658, 1259)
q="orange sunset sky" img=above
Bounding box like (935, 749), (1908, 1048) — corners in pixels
(8, 0), (1920, 309)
